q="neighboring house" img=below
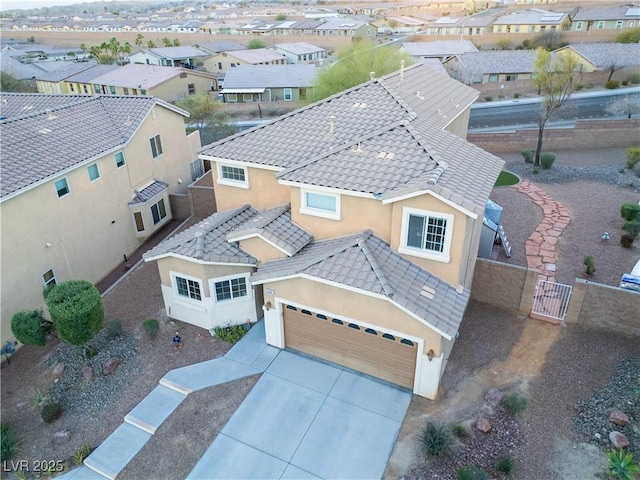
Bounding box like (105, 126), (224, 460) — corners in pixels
(492, 8), (569, 34)
(554, 43), (640, 80)
(195, 40), (246, 55)
(271, 42), (327, 64)
(374, 16), (427, 35)
(399, 40), (479, 63)
(70, 63), (219, 102)
(128, 46), (210, 68)
(570, 5), (640, 31)
(143, 63), (504, 399)
(34, 61), (99, 94)
(312, 18), (377, 38)
(203, 48), (286, 76)
(0, 93), (202, 349)
(0, 55), (80, 90)
(220, 64), (317, 103)
(444, 50), (538, 84)
(423, 12), (498, 36)
(63, 64), (119, 94)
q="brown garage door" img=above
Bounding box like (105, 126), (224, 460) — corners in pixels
(283, 304), (417, 389)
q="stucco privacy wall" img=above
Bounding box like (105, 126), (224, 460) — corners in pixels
(468, 119), (640, 153)
(187, 170), (216, 218)
(471, 258), (530, 312)
(261, 276), (445, 355)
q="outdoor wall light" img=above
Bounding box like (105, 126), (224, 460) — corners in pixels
(427, 349), (435, 361)
(264, 301), (272, 311)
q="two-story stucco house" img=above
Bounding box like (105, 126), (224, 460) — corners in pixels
(143, 63), (504, 399)
(0, 94), (201, 348)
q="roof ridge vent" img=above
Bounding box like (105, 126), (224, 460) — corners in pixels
(351, 142), (363, 153)
(369, 71), (375, 81)
(329, 114), (335, 134)
(46, 109), (56, 120)
(416, 91), (424, 100)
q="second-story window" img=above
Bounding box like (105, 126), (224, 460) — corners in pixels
(150, 135), (163, 158)
(217, 164), (248, 188)
(300, 189), (341, 221)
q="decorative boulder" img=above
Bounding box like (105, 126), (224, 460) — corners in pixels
(484, 388), (505, 407)
(52, 362), (65, 378)
(53, 430), (71, 444)
(102, 357), (120, 375)
(609, 431), (630, 449)
(82, 365), (94, 382)
(477, 418), (492, 433)
(609, 411), (630, 426)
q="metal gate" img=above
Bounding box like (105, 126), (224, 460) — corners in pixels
(531, 279), (573, 324)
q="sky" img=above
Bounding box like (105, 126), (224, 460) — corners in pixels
(1, 0), (124, 11)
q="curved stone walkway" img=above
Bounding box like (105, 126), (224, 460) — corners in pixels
(515, 180), (571, 281)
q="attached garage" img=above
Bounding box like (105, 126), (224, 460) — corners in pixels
(283, 304), (418, 389)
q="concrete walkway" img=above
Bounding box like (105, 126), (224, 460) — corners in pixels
(516, 180), (571, 282)
(59, 321), (278, 480)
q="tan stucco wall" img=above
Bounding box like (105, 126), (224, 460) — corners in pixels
(239, 237), (287, 264)
(262, 277), (444, 355)
(390, 195), (469, 287)
(156, 256), (255, 297)
(0, 104), (199, 347)
(209, 164), (289, 212)
(444, 107), (472, 139)
(290, 188), (393, 241)
(203, 54), (250, 74)
(149, 73), (218, 103)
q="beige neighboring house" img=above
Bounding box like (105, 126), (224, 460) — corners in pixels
(553, 43), (640, 80)
(203, 49), (286, 77)
(62, 63), (219, 102)
(0, 94), (201, 349)
(492, 8), (569, 34)
(569, 5), (640, 32)
(399, 40), (479, 63)
(144, 63), (504, 399)
(444, 50), (539, 84)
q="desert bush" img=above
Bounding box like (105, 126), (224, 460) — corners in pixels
(621, 233), (635, 248)
(73, 443), (91, 466)
(11, 309), (47, 346)
(1, 423), (20, 462)
(583, 255), (596, 275)
(540, 152), (556, 169)
(41, 403), (62, 424)
(626, 148), (640, 169)
(629, 73), (640, 84)
(484, 96), (493, 102)
(452, 424), (468, 438)
(106, 319), (124, 338)
(497, 455), (514, 476)
(213, 324), (248, 344)
(521, 149), (533, 163)
(513, 92), (520, 98)
(622, 80), (629, 86)
(502, 393), (528, 414)
(621, 202), (640, 221)
(421, 422), (450, 457)
(575, 84), (584, 91)
(457, 466), (488, 480)
(607, 449), (640, 480)
(143, 319), (159, 338)
(606, 80), (620, 89)
(624, 220), (640, 238)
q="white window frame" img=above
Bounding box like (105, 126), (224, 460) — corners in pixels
(226, 93), (238, 103)
(283, 88), (292, 101)
(151, 198), (167, 225)
(115, 151), (126, 168)
(42, 269), (57, 288)
(87, 163), (100, 182)
(217, 163), (249, 189)
(628, 20), (635, 28)
(575, 21), (583, 30)
(150, 134), (163, 158)
(399, 207), (454, 263)
(300, 188), (341, 221)
(615, 20), (623, 29)
(597, 20), (605, 29)
(55, 177), (70, 198)
(211, 273), (250, 304)
(171, 272), (203, 302)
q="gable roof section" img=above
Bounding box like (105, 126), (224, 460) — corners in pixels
(494, 9), (567, 25)
(65, 64), (120, 83)
(226, 204), (313, 256)
(572, 5), (640, 21)
(196, 41), (246, 54)
(401, 40), (478, 57)
(32, 61), (98, 81)
(251, 230), (469, 339)
(222, 64), (317, 89)
(147, 46), (209, 59)
(561, 43), (640, 69)
(143, 205), (260, 265)
(89, 63), (215, 89)
(224, 48), (286, 64)
(272, 42), (325, 55)
(0, 94), (187, 200)
(454, 50), (538, 75)
(129, 180), (169, 205)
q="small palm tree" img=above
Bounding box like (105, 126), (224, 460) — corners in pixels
(161, 37), (171, 47)
(172, 38), (180, 47)
(147, 40), (156, 48)
(135, 33), (144, 48)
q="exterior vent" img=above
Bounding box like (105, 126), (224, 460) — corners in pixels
(38, 128), (52, 134)
(420, 285), (435, 300)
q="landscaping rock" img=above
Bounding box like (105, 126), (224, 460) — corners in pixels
(477, 418), (492, 433)
(609, 410), (630, 426)
(484, 388), (505, 407)
(53, 430), (71, 444)
(609, 431), (630, 449)
(102, 357), (120, 375)
(82, 365), (94, 382)
(52, 362), (65, 378)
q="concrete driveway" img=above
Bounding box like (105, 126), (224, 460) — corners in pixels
(187, 350), (412, 480)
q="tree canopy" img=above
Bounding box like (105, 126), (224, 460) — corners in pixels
(615, 27), (640, 43)
(175, 93), (238, 142)
(11, 310), (47, 346)
(247, 39), (265, 49)
(312, 40), (412, 101)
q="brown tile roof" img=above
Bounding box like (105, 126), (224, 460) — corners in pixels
(251, 230), (469, 338)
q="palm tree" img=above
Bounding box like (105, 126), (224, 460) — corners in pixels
(79, 43), (87, 53)
(172, 38), (181, 47)
(135, 33), (144, 48)
(89, 45), (101, 60)
(147, 40), (156, 48)
(108, 37), (119, 57)
(161, 37), (171, 47)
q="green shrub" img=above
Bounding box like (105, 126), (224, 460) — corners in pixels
(626, 148), (640, 169)
(540, 152), (556, 169)
(621, 233), (635, 248)
(41, 403), (62, 424)
(73, 443), (91, 466)
(213, 324), (248, 344)
(502, 393), (528, 414)
(622, 80), (629, 86)
(452, 424), (468, 438)
(624, 220), (640, 238)
(457, 466), (488, 480)
(143, 319), (159, 338)
(106, 319), (124, 338)
(616, 27), (640, 44)
(606, 80), (620, 89)
(575, 84), (584, 91)
(11, 309), (46, 346)
(513, 92), (520, 98)
(421, 422), (450, 457)
(607, 449), (640, 480)
(484, 96), (493, 102)
(621, 202), (640, 221)
(583, 255), (596, 275)
(1, 423), (20, 462)
(497, 455), (514, 475)
(521, 149), (533, 163)
(629, 73), (640, 84)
